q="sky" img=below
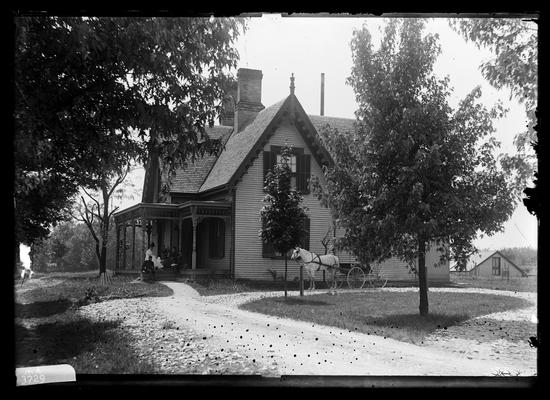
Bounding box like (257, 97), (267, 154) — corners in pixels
(127, 14), (537, 251)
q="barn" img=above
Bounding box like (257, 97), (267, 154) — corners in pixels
(450, 250), (527, 278)
(113, 68), (450, 284)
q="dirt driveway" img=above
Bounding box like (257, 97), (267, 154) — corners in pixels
(79, 282), (537, 377)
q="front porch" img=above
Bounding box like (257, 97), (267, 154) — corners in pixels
(113, 200), (233, 277)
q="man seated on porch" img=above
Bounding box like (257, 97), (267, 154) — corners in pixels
(141, 255), (155, 281)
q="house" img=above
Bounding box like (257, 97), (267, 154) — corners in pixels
(450, 250), (527, 278)
(113, 68), (449, 283)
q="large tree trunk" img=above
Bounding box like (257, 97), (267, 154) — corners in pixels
(99, 184), (112, 285)
(418, 238), (429, 316)
(284, 254), (288, 298)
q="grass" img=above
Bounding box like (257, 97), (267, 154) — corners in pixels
(240, 291), (532, 344)
(14, 271), (172, 373)
(187, 276), (465, 296)
(15, 317), (158, 373)
(451, 274), (537, 293)
(15, 271), (173, 306)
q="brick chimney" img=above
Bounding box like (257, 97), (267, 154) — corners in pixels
(234, 68), (264, 132)
(219, 81), (237, 127)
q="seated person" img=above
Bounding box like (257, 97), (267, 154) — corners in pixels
(141, 256), (155, 280)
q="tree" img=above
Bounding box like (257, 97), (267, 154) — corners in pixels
(71, 165), (137, 283)
(448, 17), (539, 213)
(316, 19), (515, 315)
(14, 16), (246, 248)
(259, 145), (309, 297)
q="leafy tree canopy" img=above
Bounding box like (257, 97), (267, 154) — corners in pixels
(448, 17), (538, 204)
(315, 19), (515, 314)
(14, 16), (246, 244)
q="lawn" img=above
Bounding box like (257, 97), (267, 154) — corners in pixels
(14, 272), (173, 373)
(451, 274), (537, 293)
(240, 291), (532, 344)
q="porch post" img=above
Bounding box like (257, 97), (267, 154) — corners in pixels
(191, 206), (198, 270)
(178, 217), (183, 254)
(169, 219), (173, 252)
(142, 218), (147, 263)
(122, 223), (127, 270)
(132, 219), (136, 270)
(115, 223), (120, 272)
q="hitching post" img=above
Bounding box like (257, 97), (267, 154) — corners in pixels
(300, 265), (304, 296)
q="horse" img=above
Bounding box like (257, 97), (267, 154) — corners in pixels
(291, 247), (340, 290)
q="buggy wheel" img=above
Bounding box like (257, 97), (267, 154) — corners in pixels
(347, 266), (366, 289)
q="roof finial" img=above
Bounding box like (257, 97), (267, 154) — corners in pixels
(290, 73), (295, 95)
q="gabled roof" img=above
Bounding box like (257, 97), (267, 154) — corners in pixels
(308, 115), (356, 136)
(199, 98), (287, 192)
(451, 250), (527, 276)
(169, 126), (233, 193)
(451, 250), (496, 271)
(169, 94), (351, 195)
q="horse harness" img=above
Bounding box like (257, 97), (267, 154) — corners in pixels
(302, 253), (335, 271)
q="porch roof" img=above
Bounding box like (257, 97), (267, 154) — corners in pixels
(113, 200), (232, 224)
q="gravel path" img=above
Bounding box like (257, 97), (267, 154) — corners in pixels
(76, 283), (537, 377)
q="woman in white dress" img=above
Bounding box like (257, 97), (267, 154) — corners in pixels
(145, 243), (163, 269)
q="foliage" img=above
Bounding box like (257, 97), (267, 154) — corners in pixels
(71, 166), (137, 275)
(315, 19), (515, 315)
(497, 246), (537, 267)
(259, 145), (309, 256)
(31, 221), (117, 272)
(14, 16), (246, 245)
(448, 17), (538, 203)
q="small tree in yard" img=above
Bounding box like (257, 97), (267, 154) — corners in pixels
(259, 145), (309, 297)
(72, 166), (137, 284)
(316, 19), (515, 315)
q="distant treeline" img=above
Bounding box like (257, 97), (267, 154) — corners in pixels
(30, 220), (117, 272)
(495, 247), (537, 268)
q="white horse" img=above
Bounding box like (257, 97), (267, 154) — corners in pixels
(291, 247), (340, 290)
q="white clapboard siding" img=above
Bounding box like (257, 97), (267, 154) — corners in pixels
(234, 119), (449, 282)
(234, 120), (338, 281)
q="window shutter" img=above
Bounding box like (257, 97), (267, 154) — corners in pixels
(208, 219), (225, 258)
(301, 217), (310, 250)
(261, 219), (276, 258)
(217, 220), (225, 258)
(263, 151), (276, 185)
(303, 154), (311, 194)
(296, 154), (304, 193)
(208, 219), (215, 258)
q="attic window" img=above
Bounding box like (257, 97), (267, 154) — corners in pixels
(276, 154), (297, 173)
(264, 146), (311, 194)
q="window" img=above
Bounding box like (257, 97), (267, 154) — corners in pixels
(276, 153), (297, 172)
(208, 218), (225, 259)
(277, 153), (297, 187)
(264, 147), (311, 194)
(492, 257), (501, 275)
